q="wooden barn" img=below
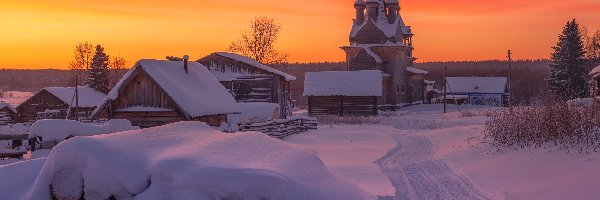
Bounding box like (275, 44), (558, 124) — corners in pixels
(91, 59), (241, 128)
(0, 102), (16, 126)
(16, 87), (106, 123)
(445, 77), (508, 106)
(304, 70), (382, 116)
(197, 52), (296, 117)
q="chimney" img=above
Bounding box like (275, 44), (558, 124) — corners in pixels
(183, 55), (189, 74)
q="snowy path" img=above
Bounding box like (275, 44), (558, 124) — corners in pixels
(376, 134), (490, 200)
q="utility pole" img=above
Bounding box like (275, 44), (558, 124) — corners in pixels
(507, 50), (512, 107)
(443, 65), (447, 114)
(74, 76), (79, 121)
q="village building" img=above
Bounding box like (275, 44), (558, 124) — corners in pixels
(424, 80), (441, 104)
(304, 70), (382, 116)
(340, 0), (428, 107)
(197, 52), (295, 117)
(445, 77), (508, 106)
(589, 65), (600, 97)
(91, 58), (240, 128)
(0, 102), (16, 126)
(16, 87), (106, 123)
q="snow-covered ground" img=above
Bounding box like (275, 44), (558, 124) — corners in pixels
(0, 91), (33, 107)
(2, 104), (600, 199)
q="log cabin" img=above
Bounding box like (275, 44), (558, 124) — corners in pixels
(304, 70), (383, 116)
(197, 52), (296, 118)
(0, 102), (16, 126)
(91, 58), (241, 128)
(16, 87), (106, 123)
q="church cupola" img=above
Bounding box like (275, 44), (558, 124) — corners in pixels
(354, 0), (366, 25)
(385, 0), (400, 23)
(365, 0), (379, 22)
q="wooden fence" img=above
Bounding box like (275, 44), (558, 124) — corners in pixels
(239, 117), (318, 139)
(308, 96), (378, 116)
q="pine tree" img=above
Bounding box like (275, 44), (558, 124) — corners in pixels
(86, 45), (111, 94)
(548, 19), (588, 100)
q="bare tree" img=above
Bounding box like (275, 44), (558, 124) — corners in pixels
(228, 17), (288, 64)
(109, 56), (127, 88)
(68, 42), (94, 81)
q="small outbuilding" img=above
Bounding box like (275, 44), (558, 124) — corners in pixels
(197, 52), (296, 117)
(0, 102), (16, 126)
(91, 59), (241, 128)
(304, 70), (382, 116)
(445, 77), (508, 106)
(16, 87), (106, 123)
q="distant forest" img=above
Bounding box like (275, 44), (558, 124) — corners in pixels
(1, 60), (554, 106)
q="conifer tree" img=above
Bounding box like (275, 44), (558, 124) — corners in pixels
(548, 19), (588, 100)
(87, 45), (111, 94)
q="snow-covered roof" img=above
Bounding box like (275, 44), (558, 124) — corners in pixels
(446, 77), (507, 94)
(350, 12), (411, 41)
(304, 70), (383, 96)
(93, 59), (240, 119)
(407, 67), (429, 75)
(42, 86), (106, 108)
(212, 52), (296, 81)
(0, 102), (16, 113)
(590, 65), (600, 78)
(364, 47), (383, 64)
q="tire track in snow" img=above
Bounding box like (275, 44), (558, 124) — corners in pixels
(375, 135), (489, 200)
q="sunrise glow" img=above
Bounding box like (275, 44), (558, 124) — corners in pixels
(1, 0), (600, 69)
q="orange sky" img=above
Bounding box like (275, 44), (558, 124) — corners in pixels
(1, 0), (600, 69)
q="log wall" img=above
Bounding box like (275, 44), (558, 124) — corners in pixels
(308, 96), (378, 116)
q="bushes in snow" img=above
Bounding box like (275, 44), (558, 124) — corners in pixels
(484, 98), (600, 153)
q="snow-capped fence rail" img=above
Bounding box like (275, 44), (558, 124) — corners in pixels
(239, 117), (318, 139)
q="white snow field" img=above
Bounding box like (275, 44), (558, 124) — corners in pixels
(2, 104), (600, 199)
(25, 121), (371, 200)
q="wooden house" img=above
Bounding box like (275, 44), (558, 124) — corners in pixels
(0, 102), (16, 126)
(197, 52), (296, 117)
(590, 65), (600, 97)
(91, 59), (241, 128)
(445, 77), (508, 106)
(16, 87), (106, 123)
(304, 70), (382, 116)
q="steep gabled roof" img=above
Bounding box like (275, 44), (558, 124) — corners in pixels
(0, 102), (16, 113)
(92, 59), (240, 119)
(210, 52), (296, 81)
(42, 86), (106, 108)
(446, 77), (507, 94)
(304, 70), (383, 96)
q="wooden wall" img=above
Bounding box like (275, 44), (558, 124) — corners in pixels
(198, 54), (293, 117)
(350, 49), (378, 71)
(308, 96), (378, 116)
(0, 107), (15, 126)
(352, 20), (387, 44)
(16, 90), (70, 123)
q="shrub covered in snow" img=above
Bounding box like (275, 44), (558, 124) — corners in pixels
(26, 121), (372, 200)
(484, 100), (600, 153)
(29, 119), (139, 141)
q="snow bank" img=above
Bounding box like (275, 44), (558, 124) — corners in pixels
(227, 102), (280, 124)
(0, 158), (47, 199)
(27, 121), (372, 200)
(566, 97), (598, 107)
(29, 119), (138, 141)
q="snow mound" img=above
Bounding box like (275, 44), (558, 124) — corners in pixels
(27, 121), (372, 200)
(0, 158), (47, 200)
(227, 102), (280, 124)
(29, 119), (139, 141)
(567, 97), (598, 107)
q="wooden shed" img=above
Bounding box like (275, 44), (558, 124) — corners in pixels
(16, 87), (106, 123)
(304, 70), (383, 116)
(91, 59), (241, 128)
(197, 52), (296, 118)
(0, 102), (16, 126)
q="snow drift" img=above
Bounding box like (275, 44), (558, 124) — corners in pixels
(29, 119), (139, 141)
(27, 121), (372, 200)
